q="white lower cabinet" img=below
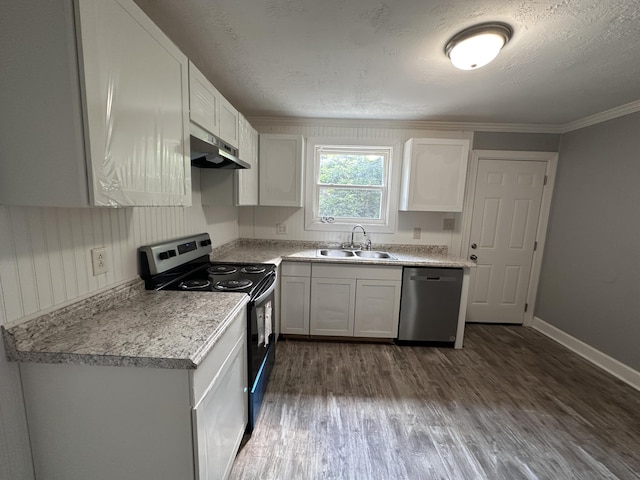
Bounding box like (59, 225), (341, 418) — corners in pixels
(19, 306), (248, 480)
(280, 262), (311, 335)
(193, 331), (247, 480)
(354, 279), (402, 337)
(284, 263), (403, 339)
(310, 277), (357, 336)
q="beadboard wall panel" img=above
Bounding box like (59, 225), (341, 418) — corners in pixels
(239, 123), (472, 252)
(0, 171), (238, 326)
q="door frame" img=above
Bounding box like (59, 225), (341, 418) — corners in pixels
(459, 150), (558, 326)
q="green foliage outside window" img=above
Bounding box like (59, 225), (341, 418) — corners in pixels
(317, 151), (385, 220)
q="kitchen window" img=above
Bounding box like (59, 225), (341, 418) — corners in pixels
(305, 138), (402, 233)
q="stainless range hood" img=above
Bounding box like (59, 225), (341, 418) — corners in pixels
(189, 123), (249, 169)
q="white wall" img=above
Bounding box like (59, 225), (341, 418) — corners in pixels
(240, 120), (474, 253)
(0, 168), (239, 480)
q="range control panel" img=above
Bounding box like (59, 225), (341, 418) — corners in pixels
(138, 233), (213, 275)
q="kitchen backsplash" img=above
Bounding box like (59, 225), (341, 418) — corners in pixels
(0, 169), (239, 327)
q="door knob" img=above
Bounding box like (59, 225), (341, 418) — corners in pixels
(471, 243), (477, 249)
(470, 254), (477, 261)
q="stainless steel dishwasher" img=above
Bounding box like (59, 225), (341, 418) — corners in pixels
(397, 267), (463, 344)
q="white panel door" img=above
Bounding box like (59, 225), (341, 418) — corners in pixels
(466, 159), (546, 324)
(280, 276), (311, 335)
(354, 279), (401, 337)
(310, 278), (356, 336)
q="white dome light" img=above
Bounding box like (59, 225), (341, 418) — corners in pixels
(445, 23), (512, 71)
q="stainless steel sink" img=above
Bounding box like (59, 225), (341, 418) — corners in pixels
(354, 250), (396, 259)
(317, 249), (396, 259)
(317, 249), (355, 257)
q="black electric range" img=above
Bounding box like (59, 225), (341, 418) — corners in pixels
(138, 233), (277, 432)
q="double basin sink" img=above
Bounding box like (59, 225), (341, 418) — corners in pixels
(317, 249), (397, 260)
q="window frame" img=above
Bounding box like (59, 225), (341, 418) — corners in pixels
(304, 137), (402, 233)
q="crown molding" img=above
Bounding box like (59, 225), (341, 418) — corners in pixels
(245, 115), (565, 134)
(246, 98), (640, 135)
(560, 99), (640, 133)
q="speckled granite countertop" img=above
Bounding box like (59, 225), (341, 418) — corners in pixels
(2, 280), (249, 369)
(213, 239), (474, 268)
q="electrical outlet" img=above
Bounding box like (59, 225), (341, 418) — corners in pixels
(443, 218), (455, 231)
(91, 247), (108, 276)
(412, 227), (421, 239)
(276, 224), (288, 235)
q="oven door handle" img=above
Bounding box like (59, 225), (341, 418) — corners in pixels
(253, 270), (278, 305)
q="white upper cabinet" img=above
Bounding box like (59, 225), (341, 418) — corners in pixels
(0, 0), (191, 207)
(236, 114), (259, 205)
(219, 96), (239, 149)
(399, 138), (470, 212)
(189, 62), (221, 138)
(188, 61), (239, 148)
(259, 134), (305, 207)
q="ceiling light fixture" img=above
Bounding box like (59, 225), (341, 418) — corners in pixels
(445, 22), (513, 71)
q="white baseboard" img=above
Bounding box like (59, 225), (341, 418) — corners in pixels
(532, 316), (640, 392)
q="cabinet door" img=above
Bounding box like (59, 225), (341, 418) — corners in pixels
(189, 61), (220, 137)
(219, 95), (239, 148)
(310, 278), (356, 336)
(399, 138), (470, 212)
(236, 115), (259, 205)
(78, 0), (191, 207)
(259, 134), (305, 207)
(280, 276), (311, 335)
(193, 334), (247, 480)
(354, 279), (402, 338)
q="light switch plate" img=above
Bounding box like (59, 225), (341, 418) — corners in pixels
(443, 218), (455, 231)
(91, 247), (108, 276)
(276, 224), (288, 234)
(412, 227), (421, 239)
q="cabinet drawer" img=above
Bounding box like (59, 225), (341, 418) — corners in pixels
(191, 305), (246, 405)
(282, 262), (311, 277)
(312, 264), (402, 281)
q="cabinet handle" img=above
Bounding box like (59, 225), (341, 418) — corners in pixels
(471, 243), (477, 249)
(470, 254), (477, 261)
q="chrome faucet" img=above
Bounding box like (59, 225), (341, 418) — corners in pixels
(348, 224), (367, 249)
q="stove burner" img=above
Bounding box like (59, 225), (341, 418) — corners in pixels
(178, 279), (211, 290)
(241, 265), (267, 274)
(207, 265), (237, 275)
(215, 279), (253, 291)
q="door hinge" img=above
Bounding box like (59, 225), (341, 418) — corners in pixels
(524, 303), (528, 312)
(534, 241), (538, 251)
(544, 175), (548, 185)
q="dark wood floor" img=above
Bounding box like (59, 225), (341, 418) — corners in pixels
(230, 325), (640, 480)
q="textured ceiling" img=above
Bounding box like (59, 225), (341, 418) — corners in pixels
(133, 0), (640, 126)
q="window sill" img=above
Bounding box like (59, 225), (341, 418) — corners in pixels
(305, 220), (395, 234)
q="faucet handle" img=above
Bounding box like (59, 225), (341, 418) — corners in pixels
(363, 238), (372, 250)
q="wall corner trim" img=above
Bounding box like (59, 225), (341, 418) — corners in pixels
(531, 316), (640, 392)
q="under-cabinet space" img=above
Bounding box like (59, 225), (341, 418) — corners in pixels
(1, 0), (191, 207)
(399, 138), (470, 212)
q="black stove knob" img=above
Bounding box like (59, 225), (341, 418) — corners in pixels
(200, 239), (211, 247)
(159, 249), (177, 260)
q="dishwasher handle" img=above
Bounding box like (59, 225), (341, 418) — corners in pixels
(409, 275), (457, 282)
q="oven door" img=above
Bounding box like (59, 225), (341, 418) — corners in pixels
(247, 270), (277, 431)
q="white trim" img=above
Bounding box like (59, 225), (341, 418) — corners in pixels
(532, 316), (640, 392)
(247, 115), (564, 134)
(247, 97), (640, 134)
(304, 137), (402, 234)
(460, 150), (558, 326)
(560, 99), (640, 133)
